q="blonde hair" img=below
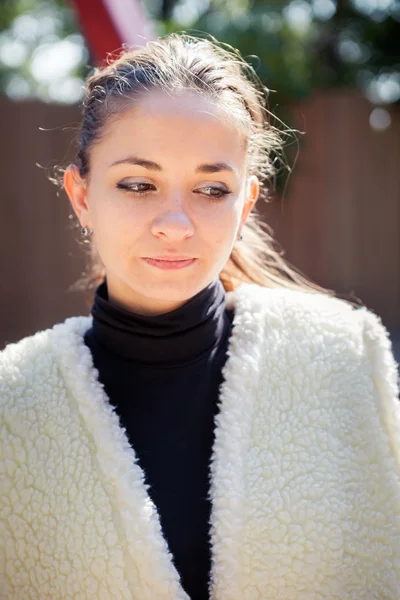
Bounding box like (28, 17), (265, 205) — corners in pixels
(67, 32), (362, 308)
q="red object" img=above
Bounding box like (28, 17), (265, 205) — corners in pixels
(69, 0), (155, 65)
(69, 0), (123, 64)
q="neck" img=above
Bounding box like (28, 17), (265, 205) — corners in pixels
(87, 278), (234, 366)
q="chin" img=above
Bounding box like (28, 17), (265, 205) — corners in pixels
(141, 278), (208, 301)
(147, 281), (198, 298)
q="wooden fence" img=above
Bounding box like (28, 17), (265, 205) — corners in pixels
(0, 91), (399, 349)
(264, 92), (400, 329)
(262, 91), (400, 327)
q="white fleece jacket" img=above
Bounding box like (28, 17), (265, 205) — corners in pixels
(0, 283), (399, 600)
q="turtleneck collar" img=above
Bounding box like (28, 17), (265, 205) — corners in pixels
(88, 277), (234, 366)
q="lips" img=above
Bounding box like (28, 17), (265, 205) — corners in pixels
(145, 256), (195, 261)
(141, 257), (197, 270)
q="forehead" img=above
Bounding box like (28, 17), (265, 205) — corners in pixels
(90, 88), (247, 172)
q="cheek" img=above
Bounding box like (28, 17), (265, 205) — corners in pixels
(202, 215), (238, 256)
(90, 192), (146, 238)
(203, 200), (241, 235)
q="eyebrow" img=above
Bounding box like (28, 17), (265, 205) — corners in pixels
(109, 156), (237, 175)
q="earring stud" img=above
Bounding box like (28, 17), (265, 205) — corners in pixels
(81, 226), (93, 237)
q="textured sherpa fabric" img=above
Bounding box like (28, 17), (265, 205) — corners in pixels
(0, 283), (399, 600)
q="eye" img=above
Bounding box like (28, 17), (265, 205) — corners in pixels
(195, 186), (230, 202)
(116, 181), (230, 202)
(116, 182), (155, 194)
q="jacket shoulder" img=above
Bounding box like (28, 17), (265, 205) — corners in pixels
(240, 283), (356, 329)
(257, 283), (399, 428)
(239, 284), (398, 369)
(266, 287), (397, 364)
(0, 316), (90, 412)
(0, 327), (55, 393)
(0, 328), (60, 463)
(354, 305), (400, 450)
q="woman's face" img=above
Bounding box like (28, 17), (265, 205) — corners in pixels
(65, 88), (259, 315)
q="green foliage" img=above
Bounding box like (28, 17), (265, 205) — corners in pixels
(191, 0), (399, 102)
(0, 0), (85, 102)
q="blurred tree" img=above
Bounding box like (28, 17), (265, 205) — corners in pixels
(0, 0), (87, 103)
(161, 0), (179, 20)
(1, 0), (397, 190)
(189, 0), (400, 105)
(0, 0), (398, 107)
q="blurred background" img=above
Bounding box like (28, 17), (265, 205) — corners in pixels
(0, 0), (399, 365)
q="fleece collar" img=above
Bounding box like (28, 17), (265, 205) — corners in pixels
(50, 282), (266, 599)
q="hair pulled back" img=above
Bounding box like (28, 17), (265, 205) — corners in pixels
(70, 32), (361, 308)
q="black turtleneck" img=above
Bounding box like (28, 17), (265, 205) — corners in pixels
(83, 278), (234, 600)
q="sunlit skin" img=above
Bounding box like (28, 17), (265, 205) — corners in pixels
(64, 88), (259, 316)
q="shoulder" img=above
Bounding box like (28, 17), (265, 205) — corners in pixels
(242, 284), (399, 426)
(0, 326), (59, 450)
(234, 282), (356, 332)
(0, 326), (55, 394)
(235, 283), (399, 428)
(0, 315), (92, 412)
(236, 283), (398, 371)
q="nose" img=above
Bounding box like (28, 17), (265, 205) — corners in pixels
(150, 200), (195, 241)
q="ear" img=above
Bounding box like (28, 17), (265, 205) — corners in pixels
(240, 175), (259, 226)
(63, 164), (90, 226)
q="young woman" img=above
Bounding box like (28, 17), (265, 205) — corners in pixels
(0, 33), (399, 600)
